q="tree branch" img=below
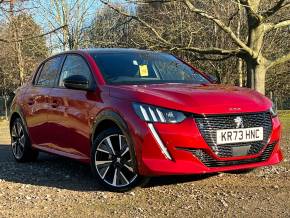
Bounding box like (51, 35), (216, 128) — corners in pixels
(102, 0), (254, 57)
(183, 0), (255, 57)
(267, 19), (290, 32)
(262, 0), (290, 18)
(0, 25), (67, 43)
(171, 46), (241, 56)
(127, 0), (172, 3)
(100, 0), (243, 58)
(268, 53), (290, 69)
(234, 0), (263, 22)
(99, 0), (171, 45)
(177, 52), (234, 61)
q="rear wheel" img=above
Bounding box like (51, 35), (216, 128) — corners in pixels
(91, 127), (142, 191)
(10, 118), (38, 162)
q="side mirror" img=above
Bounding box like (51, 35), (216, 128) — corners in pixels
(63, 75), (95, 91)
(208, 74), (221, 84)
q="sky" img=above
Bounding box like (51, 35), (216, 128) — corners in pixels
(0, 0), (135, 53)
(29, 0), (130, 52)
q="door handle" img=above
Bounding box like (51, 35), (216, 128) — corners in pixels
(51, 100), (60, 108)
(27, 98), (35, 106)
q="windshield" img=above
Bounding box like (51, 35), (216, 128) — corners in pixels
(91, 52), (210, 85)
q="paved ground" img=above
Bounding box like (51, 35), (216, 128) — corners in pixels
(0, 114), (289, 217)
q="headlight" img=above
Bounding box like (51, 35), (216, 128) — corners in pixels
(270, 102), (277, 117)
(133, 103), (186, 123)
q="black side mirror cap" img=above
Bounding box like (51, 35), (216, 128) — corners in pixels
(63, 75), (96, 91)
(208, 74), (221, 84)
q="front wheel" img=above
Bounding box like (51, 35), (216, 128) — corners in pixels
(91, 127), (143, 191)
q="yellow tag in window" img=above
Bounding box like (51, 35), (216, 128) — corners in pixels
(139, 65), (149, 77)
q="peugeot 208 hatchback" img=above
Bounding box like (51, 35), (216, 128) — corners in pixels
(9, 48), (283, 191)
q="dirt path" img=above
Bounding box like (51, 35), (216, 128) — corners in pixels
(0, 117), (289, 217)
(0, 120), (10, 145)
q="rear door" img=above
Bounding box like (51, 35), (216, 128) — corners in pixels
(47, 54), (99, 160)
(23, 55), (64, 147)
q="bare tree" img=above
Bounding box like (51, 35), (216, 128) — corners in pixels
(83, 3), (137, 48)
(0, 0), (66, 84)
(37, 0), (96, 51)
(0, 12), (48, 118)
(100, 0), (290, 95)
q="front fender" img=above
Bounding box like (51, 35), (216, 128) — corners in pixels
(91, 109), (139, 173)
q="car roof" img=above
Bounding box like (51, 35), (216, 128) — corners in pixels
(39, 48), (170, 67)
(59, 48), (164, 55)
(83, 48), (161, 54)
(48, 48), (169, 59)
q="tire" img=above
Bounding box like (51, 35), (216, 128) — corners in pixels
(91, 127), (144, 192)
(10, 117), (38, 162)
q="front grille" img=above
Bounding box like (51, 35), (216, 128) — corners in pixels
(195, 112), (272, 157)
(187, 142), (276, 168)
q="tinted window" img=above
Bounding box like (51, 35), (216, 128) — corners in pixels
(36, 56), (63, 87)
(33, 64), (43, 84)
(92, 52), (209, 85)
(58, 55), (92, 87)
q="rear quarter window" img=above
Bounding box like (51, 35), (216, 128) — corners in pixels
(35, 56), (63, 87)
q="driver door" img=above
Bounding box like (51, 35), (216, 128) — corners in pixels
(47, 54), (99, 161)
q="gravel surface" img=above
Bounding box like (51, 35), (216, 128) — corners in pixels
(0, 116), (289, 217)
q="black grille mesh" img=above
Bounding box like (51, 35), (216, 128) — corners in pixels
(188, 142), (276, 168)
(195, 112), (272, 157)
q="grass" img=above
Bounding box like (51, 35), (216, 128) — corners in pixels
(279, 110), (290, 120)
(279, 111), (290, 167)
(279, 110), (290, 133)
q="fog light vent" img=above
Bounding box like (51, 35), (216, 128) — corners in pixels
(177, 142), (276, 168)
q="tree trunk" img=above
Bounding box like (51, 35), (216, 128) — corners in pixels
(237, 2), (243, 87)
(246, 59), (267, 94)
(254, 64), (266, 94)
(4, 95), (8, 120)
(246, 58), (255, 89)
(245, 4), (267, 94)
(10, 1), (25, 85)
(237, 58), (243, 87)
(15, 40), (25, 85)
(3, 77), (8, 120)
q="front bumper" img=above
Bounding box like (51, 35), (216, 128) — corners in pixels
(132, 115), (283, 176)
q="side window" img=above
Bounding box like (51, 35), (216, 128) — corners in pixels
(58, 55), (92, 87)
(36, 56), (63, 87)
(33, 64), (43, 84)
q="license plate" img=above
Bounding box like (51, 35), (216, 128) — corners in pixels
(216, 127), (263, 145)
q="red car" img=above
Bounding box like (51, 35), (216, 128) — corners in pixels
(9, 49), (283, 191)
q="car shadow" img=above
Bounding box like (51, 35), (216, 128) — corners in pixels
(145, 173), (217, 188)
(0, 144), (217, 191)
(0, 144), (102, 191)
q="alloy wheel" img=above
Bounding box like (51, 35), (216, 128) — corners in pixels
(95, 134), (138, 188)
(11, 121), (25, 159)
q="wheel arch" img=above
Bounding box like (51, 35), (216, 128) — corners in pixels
(91, 109), (139, 173)
(10, 112), (20, 129)
(9, 104), (30, 137)
(92, 110), (130, 143)
(9, 111), (26, 131)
